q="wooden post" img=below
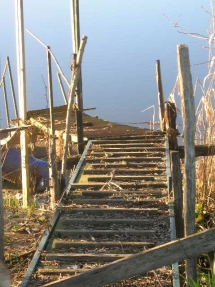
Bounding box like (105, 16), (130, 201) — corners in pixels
(7, 57), (19, 118)
(170, 151), (183, 239)
(61, 36), (87, 177)
(0, 147), (4, 261)
(56, 72), (68, 105)
(156, 60), (165, 131)
(165, 101), (178, 150)
(2, 78), (10, 127)
(177, 44), (196, 282)
(47, 47), (59, 207)
(15, 0), (29, 208)
(71, 0), (84, 154)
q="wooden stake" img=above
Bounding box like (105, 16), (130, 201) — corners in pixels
(61, 36), (87, 176)
(15, 0), (29, 208)
(155, 60), (165, 131)
(47, 47), (59, 207)
(177, 44), (196, 282)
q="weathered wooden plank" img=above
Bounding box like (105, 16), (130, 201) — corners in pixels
(43, 227), (215, 287)
(83, 168), (166, 175)
(52, 240), (154, 249)
(89, 147), (166, 152)
(60, 218), (151, 225)
(70, 182), (167, 189)
(61, 207), (159, 214)
(38, 268), (84, 275)
(88, 151), (164, 157)
(87, 175), (155, 182)
(79, 190), (167, 197)
(45, 253), (129, 263)
(54, 229), (155, 237)
(178, 145), (215, 158)
(69, 198), (160, 205)
(85, 156), (163, 163)
(90, 162), (159, 168)
(93, 139), (164, 144)
(95, 143), (163, 147)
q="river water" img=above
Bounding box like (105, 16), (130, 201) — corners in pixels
(0, 0), (211, 128)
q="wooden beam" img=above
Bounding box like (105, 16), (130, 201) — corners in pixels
(178, 144), (215, 158)
(0, 145), (4, 261)
(43, 227), (215, 287)
(177, 44), (196, 282)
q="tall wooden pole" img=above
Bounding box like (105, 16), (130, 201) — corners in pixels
(47, 47), (59, 207)
(155, 60), (165, 131)
(71, 0), (84, 154)
(15, 0), (29, 208)
(177, 44), (196, 282)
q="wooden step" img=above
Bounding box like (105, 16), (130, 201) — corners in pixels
(87, 175), (155, 182)
(88, 151), (164, 157)
(52, 240), (155, 249)
(70, 182), (167, 189)
(90, 163), (159, 168)
(69, 198), (161, 205)
(89, 147), (166, 152)
(45, 253), (131, 263)
(61, 207), (159, 215)
(85, 157), (163, 163)
(94, 143), (163, 148)
(54, 229), (156, 237)
(77, 190), (167, 197)
(38, 268), (85, 275)
(83, 168), (166, 175)
(59, 218), (151, 226)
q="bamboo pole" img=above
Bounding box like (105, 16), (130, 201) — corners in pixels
(7, 57), (19, 118)
(71, 0), (84, 154)
(15, 0), (29, 208)
(47, 47), (59, 207)
(155, 60), (165, 131)
(177, 44), (196, 282)
(61, 35), (87, 176)
(56, 72), (68, 104)
(2, 78), (10, 127)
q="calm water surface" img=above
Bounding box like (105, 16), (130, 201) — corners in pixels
(0, 0), (210, 128)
